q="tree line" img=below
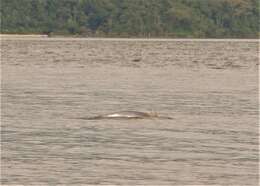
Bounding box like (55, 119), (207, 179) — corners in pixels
(1, 0), (259, 38)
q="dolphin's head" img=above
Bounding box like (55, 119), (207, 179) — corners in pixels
(149, 111), (158, 117)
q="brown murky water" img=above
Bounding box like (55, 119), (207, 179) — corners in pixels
(1, 37), (259, 185)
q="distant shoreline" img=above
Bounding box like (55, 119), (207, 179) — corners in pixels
(1, 33), (259, 40)
(0, 34), (48, 38)
(1, 34), (258, 42)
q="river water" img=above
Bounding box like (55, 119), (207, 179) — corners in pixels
(1, 37), (259, 185)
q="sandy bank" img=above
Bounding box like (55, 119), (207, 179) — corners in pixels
(0, 34), (258, 42)
(0, 34), (48, 38)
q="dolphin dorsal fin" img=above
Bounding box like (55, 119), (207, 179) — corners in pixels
(150, 110), (158, 117)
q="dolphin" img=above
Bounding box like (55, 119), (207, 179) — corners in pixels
(79, 111), (173, 120)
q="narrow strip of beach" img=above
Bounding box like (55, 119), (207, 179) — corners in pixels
(0, 34), (48, 38)
(0, 34), (258, 42)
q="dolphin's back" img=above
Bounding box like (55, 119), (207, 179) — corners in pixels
(80, 111), (172, 120)
(105, 111), (150, 118)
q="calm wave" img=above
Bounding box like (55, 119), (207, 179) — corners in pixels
(1, 38), (259, 185)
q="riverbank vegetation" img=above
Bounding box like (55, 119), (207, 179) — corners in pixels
(1, 0), (259, 38)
